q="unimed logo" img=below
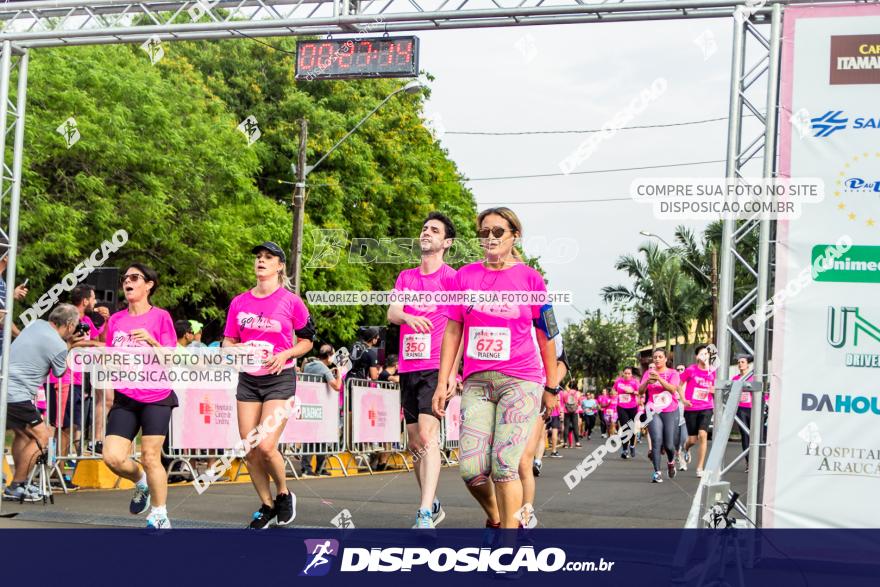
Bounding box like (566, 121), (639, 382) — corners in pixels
(300, 539), (339, 577)
(801, 393), (880, 415)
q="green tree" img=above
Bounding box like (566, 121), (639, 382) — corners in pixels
(563, 309), (639, 390)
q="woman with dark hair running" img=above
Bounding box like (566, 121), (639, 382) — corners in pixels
(614, 367), (640, 459)
(102, 264), (178, 529)
(639, 349), (688, 483)
(223, 242), (316, 529)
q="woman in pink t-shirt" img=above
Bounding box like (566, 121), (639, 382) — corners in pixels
(101, 263), (177, 529)
(638, 348), (689, 483)
(223, 242), (316, 529)
(613, 367), (641, 459)
(432, 207), (559, 529)
(733, 355), (757, 471)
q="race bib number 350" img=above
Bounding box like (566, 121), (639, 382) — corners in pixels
(467, 327), (511, 361)
(403, 333), (431, 361)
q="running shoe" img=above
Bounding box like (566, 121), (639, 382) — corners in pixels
(24, 483), (43, 500)
(432, 498), (446, 526)
(651, 471), (663, 483)
(274, 491), (297, 526)
(667, 461), (677, 479)
(684, 449), (691, 464)
(414, 508), (434, 529)
(319, 470), (332, 477)
(549, 452), (562, 459)
(146, 512), (172, 529)
(696, 469), (704, 478)
(3, 485), (39, 503)
(575, 442), (582, 448)
(620, 451), (628, 459)
(248, 504), (277, 530)
(532, 460), (542, 477)
(129, 482), (151, 515)
(677, 452), (687, 471)
(630, 446), (636, 458)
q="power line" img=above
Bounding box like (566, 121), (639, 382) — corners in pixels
(444, 114), (759, 136)
(465, 159), (724, 182)
(262, 158), (725, 188)
(481, 196), (632, 205)
(447, 115), (728, 136)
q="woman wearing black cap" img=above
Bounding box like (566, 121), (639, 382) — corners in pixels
(223, 242), (317, 529)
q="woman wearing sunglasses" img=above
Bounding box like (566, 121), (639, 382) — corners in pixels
(432, 207), (559, 529)
(223, 242), (316, 529)
(101, 264), (178, 529)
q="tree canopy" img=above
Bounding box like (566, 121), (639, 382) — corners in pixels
(17, 40), (478, 347)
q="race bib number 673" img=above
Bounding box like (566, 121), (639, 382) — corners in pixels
(467, 327), (511, 361)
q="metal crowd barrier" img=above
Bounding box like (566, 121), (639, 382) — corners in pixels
(280, 372), (348, 478)
(344, 377), (409, 475)
(439, 392), (461, 466)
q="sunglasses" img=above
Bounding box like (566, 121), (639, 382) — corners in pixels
(121, 274), (146, 285)
(676, 367), (685, 372)
(478, 227), (512, 239)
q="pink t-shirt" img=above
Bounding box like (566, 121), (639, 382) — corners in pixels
(445, 262), (546, 384)
(681, 364), (716, 411)
(394, 264), (458, 374)
(640, 368), (681, 414)
(106, 307), (177, 403)
(223, 286), (310, 376)
(596, 394), (612, 409)
(613, 377), (639, 409)
(560, 389), (580, 414)
(733, 373), (767, 407)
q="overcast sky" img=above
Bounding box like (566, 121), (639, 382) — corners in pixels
(417, 19), (734, 326)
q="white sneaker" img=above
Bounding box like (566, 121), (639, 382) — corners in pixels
(696, 469), (704, 478)
(146, 512), (172, 529)
(677, 453), (688, 471)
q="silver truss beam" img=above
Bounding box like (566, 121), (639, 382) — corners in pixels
(0, 0), (788, 47)
(0, 42), (30, 515)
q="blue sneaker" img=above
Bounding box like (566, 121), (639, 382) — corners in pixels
(129, 482), (151, 515)
(146, 511), (171, 529)
(414, 508), (434, 529)
(652, 471), (663, 483)
(431, 498), (446, 526)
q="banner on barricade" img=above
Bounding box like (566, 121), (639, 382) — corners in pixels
(171, 384), (240, 449)
(444, 395), (462, 442)
(281, 379), (339, 444)
(351, 385), (400, 443)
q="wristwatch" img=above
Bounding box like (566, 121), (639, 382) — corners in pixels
(544, 385), (562, 395)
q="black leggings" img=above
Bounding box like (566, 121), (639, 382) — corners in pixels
(582, 414), (596, 437)
(737, 407), (751, 460)
(617, 406), (638, 448)
(647, 410), (679, 472)
(598, 413), (608, 435)
(564, 413), (580, 445)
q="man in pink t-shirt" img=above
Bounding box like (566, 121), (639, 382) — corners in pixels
(680, 345), (717, 476)
(387, 212), (458, 530)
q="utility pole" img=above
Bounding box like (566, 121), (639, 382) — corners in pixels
(290, 118), (308, 294)
(711, 246), (719, 343)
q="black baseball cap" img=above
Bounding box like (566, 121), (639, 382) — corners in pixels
(251, 241), (286, 264)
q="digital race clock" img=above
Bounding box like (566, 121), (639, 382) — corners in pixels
(295, 36), (419, 80)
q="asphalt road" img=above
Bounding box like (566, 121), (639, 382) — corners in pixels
(0, 437), (750, 529)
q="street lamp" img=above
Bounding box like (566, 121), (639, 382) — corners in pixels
(639, 230), (711, 281)
(289, 80), (425, 293)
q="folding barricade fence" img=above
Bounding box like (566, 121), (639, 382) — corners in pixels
(345, 377), (409, 474)
(16, 357), (463, 491)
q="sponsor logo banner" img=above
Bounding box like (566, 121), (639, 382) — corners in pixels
(830, 34), (880, 85)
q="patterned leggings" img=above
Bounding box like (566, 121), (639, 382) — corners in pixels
(458, 370), (541, 486)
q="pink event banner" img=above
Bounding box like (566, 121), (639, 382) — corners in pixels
(351, 385), (401, 443)
(444, 394), (462, 442)
(172, 386), (239, 449)
(281, 380), (339, 444)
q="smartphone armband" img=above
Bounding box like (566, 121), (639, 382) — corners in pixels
(534, 304), (559, 339)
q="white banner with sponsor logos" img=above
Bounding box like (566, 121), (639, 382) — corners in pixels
(765, 3), (880, 528)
